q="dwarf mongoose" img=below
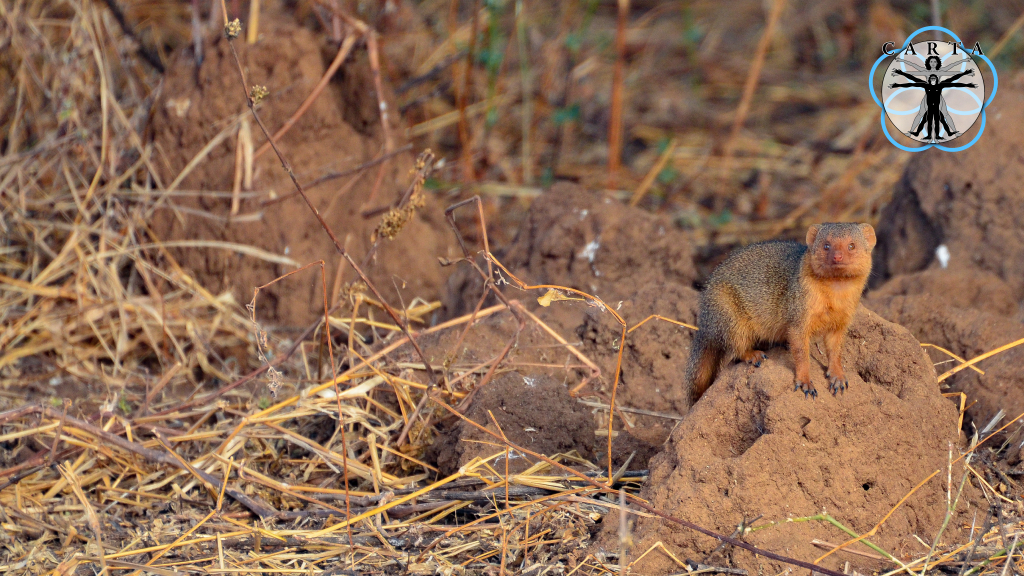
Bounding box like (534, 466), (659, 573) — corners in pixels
(684, 222), (876, 406)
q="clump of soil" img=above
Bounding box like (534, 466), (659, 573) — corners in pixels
(500, 183), (698, 304)
(429, 371), (596, 475)
(871, 81), (1024, 299)
(391, 303), (595, 471)
(151, 12), (449, 328)
(621, 306), (975, 575)
(867, 268), (1024, 428)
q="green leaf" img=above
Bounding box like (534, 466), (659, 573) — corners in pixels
(657, 167), (679, 184)
(552, 103), (580, 125)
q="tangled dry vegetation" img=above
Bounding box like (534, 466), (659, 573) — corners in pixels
(0, 3), (648, 573)
(3, 1), (1024, 575)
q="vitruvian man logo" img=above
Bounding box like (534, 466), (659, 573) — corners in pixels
(870, 27), (997, 152)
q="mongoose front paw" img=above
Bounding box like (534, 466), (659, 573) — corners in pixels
(826, 372), (848, 395)
(794, 380), (817, 399)
(740, 350), (768, 367)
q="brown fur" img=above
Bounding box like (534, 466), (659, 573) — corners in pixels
(684, 223), (876, 408)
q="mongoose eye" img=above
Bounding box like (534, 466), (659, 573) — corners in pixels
(823, 242), (831, 250)
(848, 242), (855, 250)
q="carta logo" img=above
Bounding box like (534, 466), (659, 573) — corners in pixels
(870, 27), (997, 152)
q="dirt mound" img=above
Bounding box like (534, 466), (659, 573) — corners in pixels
(499, 182), (698, 306)
(869, 267), (1019, 318)
(430, 371), (597, 475)
(151, 13), (449, 328)
(866, 268), (1024, 428)
(871, 81), (1024, 299)
(390, 302), (595, 473)
(578, 283), (700, 445)
(621, 306), (974, 575)
(442, 182), (699, 351)
(419, 303), (659, 474)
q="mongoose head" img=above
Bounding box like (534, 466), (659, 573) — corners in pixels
(805, 222), (876, 280)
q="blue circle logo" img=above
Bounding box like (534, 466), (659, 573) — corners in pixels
(870, 27), (997, 152)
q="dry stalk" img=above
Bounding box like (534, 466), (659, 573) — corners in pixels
(218, 14), (438, 388)
(721, 0), (787, 172)
(607, 0), (629, 188)
(456, 0), (482, 184)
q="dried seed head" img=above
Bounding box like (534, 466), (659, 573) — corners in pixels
(372, 149), (435, 242)
(374, 207), (409, 241)
(342, 281), (368, 299)
(249, 85), (269, 105)
(225, 18), (242, 39)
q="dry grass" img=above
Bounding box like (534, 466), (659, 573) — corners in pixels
(0, 0), (253, 396)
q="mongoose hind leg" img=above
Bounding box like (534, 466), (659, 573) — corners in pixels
(739, 349), (768, 367)
(729, 316), (765, 367)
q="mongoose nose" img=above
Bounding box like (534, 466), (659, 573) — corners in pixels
(832, 252), (844, 263)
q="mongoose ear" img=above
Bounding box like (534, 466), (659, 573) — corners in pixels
(805, 224), (821, 246)
(859, 223), (877, 249)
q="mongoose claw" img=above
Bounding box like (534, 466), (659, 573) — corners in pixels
(796, 380), (817, 398)
(826, 372), (848, 395)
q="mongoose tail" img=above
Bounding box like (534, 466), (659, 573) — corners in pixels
(684, 330), (725, 406)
